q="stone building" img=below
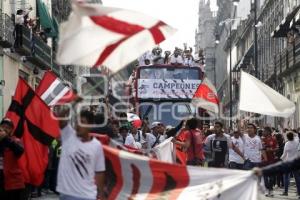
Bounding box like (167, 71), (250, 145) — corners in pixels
(195, 0), (216, 84)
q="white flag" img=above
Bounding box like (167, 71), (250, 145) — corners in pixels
(56, 1), (176, 73)
(239, 71), (295, 117)
(151, 137), (176, 163)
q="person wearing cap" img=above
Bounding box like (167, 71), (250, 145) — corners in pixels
(125, 124), (142, 149)
(0, 118), (26, 200)
(149, 122), (166, 148)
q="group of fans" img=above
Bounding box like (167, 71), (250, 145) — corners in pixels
(104, 117), (300, 198)
(138, 46), (204, 68)
(1, 100), (300, 199)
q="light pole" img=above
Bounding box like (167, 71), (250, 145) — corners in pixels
(218, 18), (240, 130)
(252, 0), (258, 78)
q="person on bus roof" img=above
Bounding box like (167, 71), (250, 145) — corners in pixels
(170, 48), (184, 66)
(152, 47), (164, 65)
(138, 51), (152, 66)
(183, 48), (195, 67)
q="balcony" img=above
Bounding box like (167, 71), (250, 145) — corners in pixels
(274, 38), (300, 77)
(0, 12), (14, 48)
(15, 26), (52, 69)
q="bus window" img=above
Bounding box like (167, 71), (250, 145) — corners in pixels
(188, 69), (200, 80)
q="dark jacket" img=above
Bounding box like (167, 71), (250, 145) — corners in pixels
(262, 156), (300, 176)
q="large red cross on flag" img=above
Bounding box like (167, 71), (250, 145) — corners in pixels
(56, 1), (176, 73)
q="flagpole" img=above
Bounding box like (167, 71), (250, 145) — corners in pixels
(229, 23), (233, 131)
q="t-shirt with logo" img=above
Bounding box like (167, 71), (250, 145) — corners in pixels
(56, 124), (105, 199)
(243, 134), (262, 163)
(205, 133), (231, 167)
(229, 136), (244, 164)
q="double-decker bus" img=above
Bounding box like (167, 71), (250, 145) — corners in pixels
(133, 65), (203, 127)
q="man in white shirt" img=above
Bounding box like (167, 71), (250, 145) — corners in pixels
(125, 125), (142, 149)
(170, 48), (184, 66)
(229, 130), (245, 169)
(149, 122), (166, 148)
(280, 131), (300, 196)
(243, 123), (263, 170)
(56, 109), (105, 200)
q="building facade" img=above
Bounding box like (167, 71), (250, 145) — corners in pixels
(216, 0), (300, 129)
(195, 0), (216, 84)
(0, 0), (76, 118)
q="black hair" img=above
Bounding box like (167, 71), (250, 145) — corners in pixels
(0, 118), (14, 129)
(16, 9), (23, 15)
(119, 126), (128, 132)
(247, 123), (257, 130)
(264, 126), (272, 135)
(186, 118), (198, 130)
(214, 121), (223, 128)
(80, 110), (94, 124)
(275, 134), (284, 145)
(287, 132), (294, 141)
(94, 113), (105, 125)
(257, 129), (263, 137)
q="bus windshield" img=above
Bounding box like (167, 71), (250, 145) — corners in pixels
(139, 102), (197, 127)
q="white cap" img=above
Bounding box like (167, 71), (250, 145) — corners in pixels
(151, 121), (162, 129)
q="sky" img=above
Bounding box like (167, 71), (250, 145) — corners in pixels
(102, 0), (217, 52)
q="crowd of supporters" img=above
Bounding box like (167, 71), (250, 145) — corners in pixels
(1, 102), (300, 199)
(138, 46), (204, 68)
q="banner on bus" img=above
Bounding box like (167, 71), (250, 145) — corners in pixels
(137, 79), (202, 99)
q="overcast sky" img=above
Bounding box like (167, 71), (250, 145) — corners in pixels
(102, 0), (217, 52)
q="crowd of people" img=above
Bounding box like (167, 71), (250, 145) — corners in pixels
(1, 104), (300, 199)
(138, 46), (203, 68)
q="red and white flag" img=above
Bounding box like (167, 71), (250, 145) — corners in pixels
(6, 78), (60, 185)
(192, 77), (219, 113)
(36, 71), (76, 106)
(103, 145), (258, 200)
(56, 1), (176, 73)
(127, 113), (142, 128)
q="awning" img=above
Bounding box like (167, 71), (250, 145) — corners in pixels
(52, 17), (59, 37)
(234, 42), (253, 71)
(37, 0), (57, 37)
(271, 5), (300, 38)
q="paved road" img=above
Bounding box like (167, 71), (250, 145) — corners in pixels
(36, 185), (299, 200)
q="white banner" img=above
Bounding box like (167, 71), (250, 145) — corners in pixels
(137, 79), (201, 99)
(104, 145), (260, 200)
(239, 71), (295, 118)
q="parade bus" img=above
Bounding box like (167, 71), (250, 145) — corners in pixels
(133, 65), (204, 127)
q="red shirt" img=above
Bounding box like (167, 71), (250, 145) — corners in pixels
(183, 129), (205, 161)
(3, 137), (25, 190)
(262, 136), (278, 164)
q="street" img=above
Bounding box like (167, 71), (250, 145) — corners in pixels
(36, 184), (299, 200)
